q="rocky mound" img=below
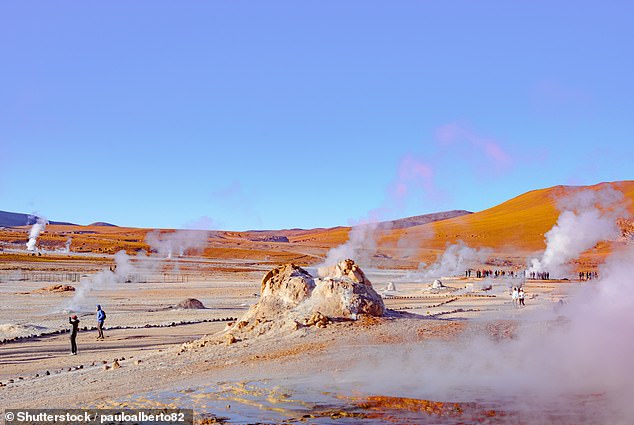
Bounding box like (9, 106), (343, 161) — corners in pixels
(176, 298), (206, 309)
(35, 284), (75, 293)
(618, 217), (634, 241)
(225, 260), (384, 340)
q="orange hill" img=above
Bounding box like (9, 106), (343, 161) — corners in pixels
(382, 180), (634, 258)
(1, 181), (632, 268)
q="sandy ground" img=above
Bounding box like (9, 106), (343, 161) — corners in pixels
(0, 258), (584, 424)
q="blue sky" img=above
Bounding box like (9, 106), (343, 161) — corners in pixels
(1, 2), (632, 230)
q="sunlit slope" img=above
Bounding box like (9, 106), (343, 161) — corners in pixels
(2, 181), (631, 266)
(386, 181), (634, 253)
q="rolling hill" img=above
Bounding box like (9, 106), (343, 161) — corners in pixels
(1, 181), (632, 269)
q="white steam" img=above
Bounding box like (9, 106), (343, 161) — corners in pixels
(145, 230), (209, 259)
(333, 243), (634, 422)
(26, 216), (47, 251)
(65, 229), (210, 312)
(418, 241), (490, 278)
(529, 186), (629, 277)
(318, 222), (391, 274)
(66, 250), (159, 312)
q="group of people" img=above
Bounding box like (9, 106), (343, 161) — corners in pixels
(465, 268), (555, 280)
(578, 271), (599, 281)
(465, 269), (521, 279)
(511, 287), (526, 307)
(526, 271), (550, 280)
(68, 304), (106, 355)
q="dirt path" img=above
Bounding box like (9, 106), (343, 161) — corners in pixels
(0, 322), (226, 383)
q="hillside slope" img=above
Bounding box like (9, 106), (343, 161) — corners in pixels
(386, 181), (634, 254)
(2, 182), (632, 268)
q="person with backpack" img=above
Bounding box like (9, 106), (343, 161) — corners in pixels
(69, 315), (80, 355)
(96, 304), (106, 340)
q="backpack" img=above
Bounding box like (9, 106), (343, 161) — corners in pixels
(101, 310), (107, 320)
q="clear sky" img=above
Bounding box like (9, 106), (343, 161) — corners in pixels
(1, 2), (632, 230)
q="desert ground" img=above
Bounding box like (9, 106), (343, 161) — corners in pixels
(0, 254), (597, 424)
(1, 182), (633, 424)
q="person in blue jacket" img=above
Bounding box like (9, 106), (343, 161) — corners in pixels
(96, 304), (106, 340)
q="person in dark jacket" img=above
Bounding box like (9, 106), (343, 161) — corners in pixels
(69, 315), (80, 355)
(96, 304), (106, 340)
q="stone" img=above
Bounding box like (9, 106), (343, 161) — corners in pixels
(260, 264), (315, 306)
(432, 279), (444, 289)
(304, 311), (330, 327)
(176, 298), (206, 309)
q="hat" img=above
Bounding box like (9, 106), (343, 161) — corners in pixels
(72, 315), (78, 319)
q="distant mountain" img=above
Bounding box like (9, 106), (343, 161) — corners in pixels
(0, 210), (76, 227)
(384, 210), (472, 230)
(89, 222), (118, 227)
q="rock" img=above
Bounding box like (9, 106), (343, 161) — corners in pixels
(432, 279), (444, 289)
(304, 311), (330, 328)
(103, 365), (110, 371)
(386, 282), (397, 291)
(35, 284), (75, 293)
(242, 260), (382, 331)
(134, 360), (142, 365)
(112, 359), (121, 369)
(180, 260), (384, 350)
(311, 279), (385, 319)
(319, 258), (372, 286)
(260, 264), (315, 306)
(176, 298), (206, 309)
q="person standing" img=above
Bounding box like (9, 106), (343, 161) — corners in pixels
(511, 287), (519, 307)
(69, 315), (80, 355)
(518, 287), (526, 307)
(96, 304), (106, 340)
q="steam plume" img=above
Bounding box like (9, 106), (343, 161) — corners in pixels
(26, 216), (47, 251)
(417, 241), (490, 278)
(145, 229), (210, 259)
(529, 185), (629, 277)
(66, 250), (160, 312)
(333, 243), (634, 422)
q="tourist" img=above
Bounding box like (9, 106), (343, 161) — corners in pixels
(512, 287), (519, 307)
(96, 304), (106, 340)
(69, 315), (79, 355)
(518, 287), (525, 307)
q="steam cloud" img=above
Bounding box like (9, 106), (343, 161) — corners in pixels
(66, 230), (210, 312)
(318, 221), (392, 274)
(418, 241), (490, 278)
(66, 250), (161, 312)
(26, 216), (47, 251)
(145, 230), (210, 259)
(529, 186), (630, 277)
(332, 243), (634, 423)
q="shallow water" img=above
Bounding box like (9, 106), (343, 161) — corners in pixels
(98, 379), (611, 424)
